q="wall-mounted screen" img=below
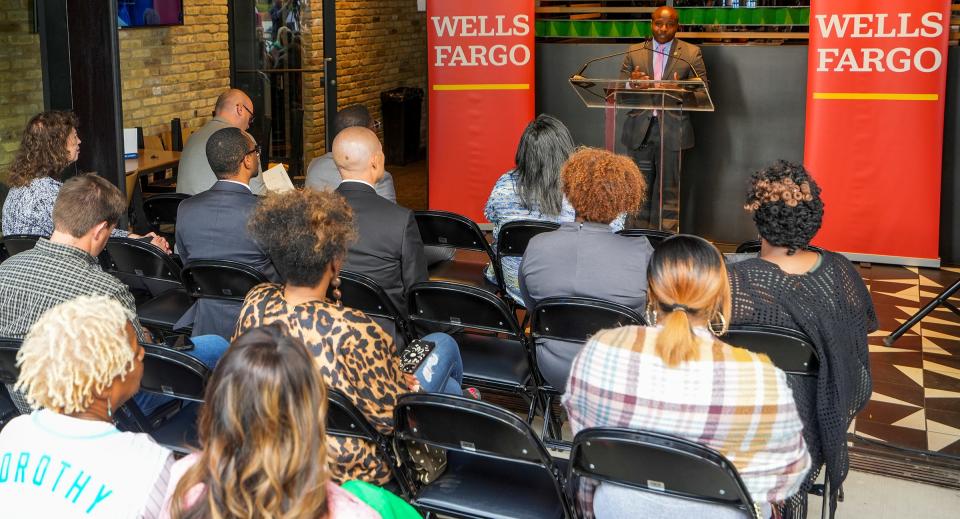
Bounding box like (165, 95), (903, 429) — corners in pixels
(117, 0), (184, 28)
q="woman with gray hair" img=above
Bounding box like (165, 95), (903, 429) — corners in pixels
(0, 295), (173, 518)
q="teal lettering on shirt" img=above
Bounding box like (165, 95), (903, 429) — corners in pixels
(33, 454), (51, 486)
(65, 470), (91, 504)
(14, 452), (28, 482)
(86, 484), (113, 514)
(51, 460), (71, 493)
(0, 452), (10, 482)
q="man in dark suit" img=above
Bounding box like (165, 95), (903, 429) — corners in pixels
(174, 127), (280, 338)
(334, 126), (427, 315)
(620, 5), (708, 229)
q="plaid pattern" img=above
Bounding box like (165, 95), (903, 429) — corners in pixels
(0, 239), (144, 411)
(562, 326), (810, 517)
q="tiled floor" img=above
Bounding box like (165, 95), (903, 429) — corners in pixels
(855, 264), (960, 456)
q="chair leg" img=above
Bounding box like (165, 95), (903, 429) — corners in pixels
(820, 474), (830, 519)
(541, 393), (553, 440)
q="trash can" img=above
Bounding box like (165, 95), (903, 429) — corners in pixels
(380, 87), (423, 166)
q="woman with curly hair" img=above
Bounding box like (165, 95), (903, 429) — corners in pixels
(519, 147), (652, 391)
(0, 295), (173, 518)
(2, 111), (168, 251)
(727, 160), (876, 515)
(234, 189), (465, 485)
(161, 323), (379, 519)
(484, 114), (626, 304)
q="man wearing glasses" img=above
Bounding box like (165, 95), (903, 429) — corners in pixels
(177, 89), (267, 196)
(174, 127), (281, 338)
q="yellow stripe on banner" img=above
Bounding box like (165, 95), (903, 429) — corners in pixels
(813, 92), (939, 102)
(432, 83), (530, 91)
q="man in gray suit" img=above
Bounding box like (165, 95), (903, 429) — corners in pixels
(174, 127), (280, 338)
(176, 89), (266, 195)
(620, 5), (708, 228)
(305, 104), (396, 201)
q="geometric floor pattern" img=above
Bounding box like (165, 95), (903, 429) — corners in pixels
(854, 264), (960, 457)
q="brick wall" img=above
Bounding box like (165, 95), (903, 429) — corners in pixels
(0, 1), (44, 175)
(302, 0), (427, 162)
(118, 0), (231, 138)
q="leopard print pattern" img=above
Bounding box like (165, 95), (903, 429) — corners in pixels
(234, 283), (410, 485)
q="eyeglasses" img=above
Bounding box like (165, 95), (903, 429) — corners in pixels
(244, 145), (261, 158)
(239, 103), (255, 123)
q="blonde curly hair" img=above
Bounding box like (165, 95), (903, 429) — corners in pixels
(15, 296), (136, 414)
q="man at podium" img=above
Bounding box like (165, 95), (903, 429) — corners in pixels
(619, 5), (708, 229)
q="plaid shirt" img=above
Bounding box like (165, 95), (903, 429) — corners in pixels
(563, 325), (810, 517)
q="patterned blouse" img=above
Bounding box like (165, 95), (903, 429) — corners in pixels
(234, 283), (411, 485)
(2, 176), (128, 237)
(563, 325), (810, 517)
(483, 170), (624, 304)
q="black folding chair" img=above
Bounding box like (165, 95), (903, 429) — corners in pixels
(331, 270), (415, 346)
(407, 280), (537, 419)
(119, 344), (211, 454)
(735, 239), (762, 254)
(181, 259), (270, 302)
(102, 237), (192, 335)
(0, 234), (42, 260)
(394, 393), (572, 519)
(0, 339), (23, 426)
(568, 427), (761, 519)
(530, 297), (645, 442)
(496, 219), (559, 273)
(327, 389), (412, 496)
(722, 324), (830, 518)
(142, 193), (190, 244)
(616, 228), (675, 249)
(415, 210), (503, 293)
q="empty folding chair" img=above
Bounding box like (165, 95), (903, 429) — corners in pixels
(407, 280), (536, 417)
(0, 234), (42, 260)
(394, 393), (572, 519)
(615, 228), (675, 249)
(415, 210), (503, 292)
(568, 427), (761, 519)
(142, 193), (190, 243)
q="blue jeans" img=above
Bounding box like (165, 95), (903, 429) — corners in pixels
(414, 333), (464, 395)
(133, 334), (229, 416)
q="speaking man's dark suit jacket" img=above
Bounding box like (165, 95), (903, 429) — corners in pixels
(173, 180), (281, 338)
(336, 180), (428, 316)
(619, 38), (708, 152)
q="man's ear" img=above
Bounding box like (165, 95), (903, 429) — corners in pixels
(93, 221), (111, 239)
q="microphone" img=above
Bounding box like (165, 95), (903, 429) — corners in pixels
(571, 39), (704, 83)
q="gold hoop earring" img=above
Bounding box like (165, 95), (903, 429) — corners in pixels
(331, 276), (342, 308)
(709, 311), (727, 337)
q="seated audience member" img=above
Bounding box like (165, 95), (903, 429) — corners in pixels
(334, 126), (426, 318)
(0, 174), (227, 416)
(564, 235), (810, 518)
(1, 110), (169, 251)
(0, 296), (173, 518)
(484, 114), (575, 303)
(727, 160), (876, 506)
(161, 323), (379, 519)
(174, 127), (280, 338)
(306, 104), (396, 201)
(177, 89), (265, 195)
(235, 189), (466, 484)
(520, 148), (651, 391)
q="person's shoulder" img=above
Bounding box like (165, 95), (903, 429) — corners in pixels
(246, 282), (282, 301)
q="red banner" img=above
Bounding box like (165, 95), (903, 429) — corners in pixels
(427, 0), (535, 222)
(804, 1), (950, 263)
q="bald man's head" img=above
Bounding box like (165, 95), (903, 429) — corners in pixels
(214, 89), (255, 130)
(332, 127), (385, 185)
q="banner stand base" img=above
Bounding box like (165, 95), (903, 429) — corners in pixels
(838, 252), (941, 269)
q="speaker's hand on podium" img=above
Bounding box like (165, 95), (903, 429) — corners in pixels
(629, 66), (650, 89)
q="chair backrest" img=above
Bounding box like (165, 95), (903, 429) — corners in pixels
(407, 281), (522, 337)
(143, 193), (190, 229)
(721, 325), (819, 376)
(616, 228), (675, 249)
(1, 234), (42, 259)
(331, 270), (413, 341)
(0, 339), (22, 386)
(140, 344), (210, 402)
(496, 220), (560, 259)
(531, 297), (645, 343)
(414, 210), (493, 253)
(143, 134), (164, 150)
(326, 389), (381, 442)
(735, 240), (761, 254)
(181, 259), (270, 302)
(102, 237), (183, 297)
(395, 392), (561, 469)
(569, 427), (758, 517)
